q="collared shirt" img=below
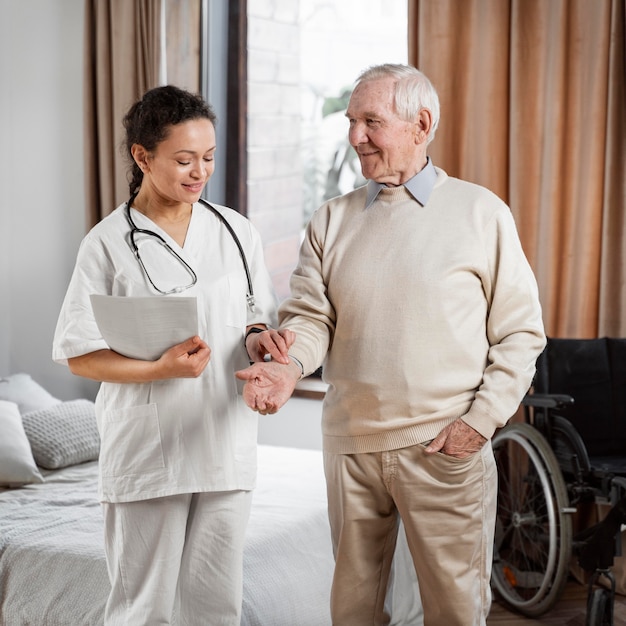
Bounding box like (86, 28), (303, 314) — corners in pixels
(364, 157), (438, 209)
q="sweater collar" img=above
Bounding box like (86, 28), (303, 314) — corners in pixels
(365, 157), (437, 209)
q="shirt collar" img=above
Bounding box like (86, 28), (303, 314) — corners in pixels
(364, 157), (437, 209)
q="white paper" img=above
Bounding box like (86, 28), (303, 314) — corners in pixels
(89, 295), (198, 361)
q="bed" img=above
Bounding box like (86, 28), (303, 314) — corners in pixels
(0, 374), (422, 626)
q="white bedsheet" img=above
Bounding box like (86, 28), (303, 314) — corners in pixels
(0, 461), (108, 625)
(241, 446), (334, 625)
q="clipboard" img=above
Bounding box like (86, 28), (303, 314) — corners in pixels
(89, 294), (198, 361)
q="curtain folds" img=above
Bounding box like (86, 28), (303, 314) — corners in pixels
(84, 0), (162, 225)
(408, 0), (626, 338)
(598, 0), (626, 337)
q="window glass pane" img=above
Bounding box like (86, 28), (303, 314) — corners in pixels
(246, 0), (407, 299)
(300, 0), (408, 225)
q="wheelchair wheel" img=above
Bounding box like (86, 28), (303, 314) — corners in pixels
(586, 587), (612, 626)
(492, 422), (573, 617)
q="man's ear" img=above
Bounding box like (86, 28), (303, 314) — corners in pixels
(130, 144), (150, 172)
(415, 108), (433, 144)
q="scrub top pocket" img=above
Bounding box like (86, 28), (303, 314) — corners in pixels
(100, 403), (165, 477)
(194, 271), (247, 339)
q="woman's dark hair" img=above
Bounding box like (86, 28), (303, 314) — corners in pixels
(123, 85), (217, 195)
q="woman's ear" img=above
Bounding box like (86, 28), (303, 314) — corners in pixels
(130, 144), (150, 172)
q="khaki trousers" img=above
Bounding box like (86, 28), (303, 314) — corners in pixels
(324, 442), (497, 626)
(102, 490), (252, 626)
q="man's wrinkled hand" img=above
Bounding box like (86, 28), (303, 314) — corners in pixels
(235, 360), (300, 414)
(425, 418), (487, 458)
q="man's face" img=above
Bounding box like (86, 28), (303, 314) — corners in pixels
(346, 76), (424, 186)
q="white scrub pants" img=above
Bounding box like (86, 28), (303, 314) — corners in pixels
(102, 490), (253, 626)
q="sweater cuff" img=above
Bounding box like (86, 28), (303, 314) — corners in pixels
(288, 355), (305, 380)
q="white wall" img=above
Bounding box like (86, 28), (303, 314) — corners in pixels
(257, 396), (323, 450)
(0, 0), (99, 400)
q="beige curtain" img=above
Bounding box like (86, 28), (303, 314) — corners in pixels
(84, 0), (162, 225)
(408, 0), (626, 338)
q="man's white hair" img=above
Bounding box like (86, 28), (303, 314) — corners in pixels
(355, 64), (440, 145)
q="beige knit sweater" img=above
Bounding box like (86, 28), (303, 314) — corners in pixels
(279, 168), (546, 453)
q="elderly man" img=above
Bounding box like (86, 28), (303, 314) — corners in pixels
(239, 64), (546, 625)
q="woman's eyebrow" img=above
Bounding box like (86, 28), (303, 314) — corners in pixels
(173, 146), (217, 155)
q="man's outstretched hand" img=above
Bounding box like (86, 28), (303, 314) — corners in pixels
(235, 360), (301, 415)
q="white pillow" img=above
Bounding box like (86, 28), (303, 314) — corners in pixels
(0, 400), (44, 487)
(22, 400), (100, 469)
(0, 373), (61, 414)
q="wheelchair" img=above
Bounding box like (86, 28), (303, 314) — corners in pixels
(491, 337), (626, 624)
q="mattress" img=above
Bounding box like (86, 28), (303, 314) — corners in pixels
(0, 446), (334, 626)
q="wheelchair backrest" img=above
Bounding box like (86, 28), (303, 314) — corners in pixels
(535, 337), (626, 457)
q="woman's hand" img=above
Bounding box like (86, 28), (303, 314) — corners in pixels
(157, 335), (211, 378)
(67, 335), (211, 383)
(245, 327), (296, 364)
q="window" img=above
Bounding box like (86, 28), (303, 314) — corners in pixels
(246, 0), (408, 297)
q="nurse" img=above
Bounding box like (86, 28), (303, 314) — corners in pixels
(53, 85), (294, 625)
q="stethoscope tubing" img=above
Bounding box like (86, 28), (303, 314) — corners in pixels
(124, 195), (255, 310)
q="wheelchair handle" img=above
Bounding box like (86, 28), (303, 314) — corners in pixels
(522, 393), (575, 409)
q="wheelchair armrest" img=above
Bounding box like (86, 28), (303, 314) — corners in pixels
(521, 393), (575, 409)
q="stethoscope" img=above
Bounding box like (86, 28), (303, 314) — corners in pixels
(125, 194), (255, 311)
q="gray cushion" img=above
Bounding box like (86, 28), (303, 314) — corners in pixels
(0, 373), (61, 414)
(0, 400), (44, 486)
(21, 400), (100, 469)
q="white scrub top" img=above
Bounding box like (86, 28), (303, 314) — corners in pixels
(53, 201), (278, 503)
